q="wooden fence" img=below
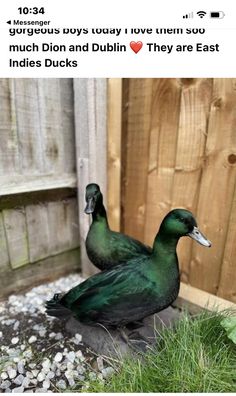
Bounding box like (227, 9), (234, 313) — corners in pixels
(0, 79), (80, 296)
(1, 77), (236, 305)
(119, 78), (236, 303)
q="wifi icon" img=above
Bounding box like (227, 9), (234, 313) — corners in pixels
(197, 11), (207, 18)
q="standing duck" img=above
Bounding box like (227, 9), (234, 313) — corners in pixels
(84, 183), (151, 270)
(46, 209), (211, 327)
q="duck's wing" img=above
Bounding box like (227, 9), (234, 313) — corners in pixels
(60, 257), (158, 325)
(110, 230), (152, 257)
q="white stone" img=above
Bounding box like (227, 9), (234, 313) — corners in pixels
(46, 371), (55, 380)
(12, 386), (24, 393)
(28, 335), (37, 343)
(0, 331), (2, 338)
(13, 321), (20, 331)
(13, 374), (24, 385)
(42, 358), (51, 371)
(102, 367), (115, 379)
(56, 379), (66, 390)
(43, 379), (50, 389)
(8, 368), (17, 379)
(28, 363), (36, 369)
(1, 372), (8, 380)
(54, 352), (63, 363)
(22, 377), (30, 387)
(37, 372), (45, 382)
(67, 351), (75, 363)
(11, 337), (19, 345)
(26, 371), (34, 379)
(0, 380), (11, 389)
(54, 332), (63, 340)
(75, 333), (82, 342)
(17, 361), (25, 374)
(20, 345), (26, 351)
(32, 369), (39, 377)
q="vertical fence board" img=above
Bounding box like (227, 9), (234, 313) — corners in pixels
(107, 79), (122, 231)
(74, 78), (107, 277)
(217, 184), (236, 302)
(13, 79), (44, 174)
(189, 79), (236, 294)
(144, 79), (182, 246)
(122, 79), (153, 243)
(0, 212), (10, 272)
(3, 208), (29, 269)
(26, 203), (50, 263)
(171, 78), (213, 282)
(0, 79), (19, 175)
(60, 79), (76, 174)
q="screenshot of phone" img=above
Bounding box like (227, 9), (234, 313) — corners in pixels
(0, 1), (235, 394)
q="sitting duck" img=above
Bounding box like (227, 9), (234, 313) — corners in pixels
(46, 209), (211, 328)
(84, 183), (151, 270)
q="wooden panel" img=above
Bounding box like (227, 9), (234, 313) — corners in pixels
(0, 212), (10, 272)
(46, 200), (78, 256)
(189, 79), (236, 294)
(175, 282), (236, 314)
(74, 78), (107, 277)
(13, 79), (44, 174)
(2, 208), (29, 269)
(217, 184), (236, 302)
(0, 79), (19, 175)
(26, 203), (50, 263)
(107, 79), (122, 231)
(0, 174), (76, 196)
(144, 79), (182, 246)
(122, 79), (153, 243)
(0, 248), (80, 299)
(171, 78), (213, 282)
(60, 79), (76, 174)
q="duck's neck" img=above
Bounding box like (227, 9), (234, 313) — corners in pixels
(92, 203), (109, 227)
(152, 232), (179, 260)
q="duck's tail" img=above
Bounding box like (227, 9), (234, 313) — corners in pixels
(45, 293), (72, 320)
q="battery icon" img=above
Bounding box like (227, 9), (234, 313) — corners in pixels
(210, 11), (225, 18)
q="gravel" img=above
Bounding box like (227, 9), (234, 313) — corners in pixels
(0, 274), (115, 393)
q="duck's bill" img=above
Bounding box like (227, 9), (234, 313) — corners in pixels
(188, 226), (211, 247)
(84, 198), (95, 214)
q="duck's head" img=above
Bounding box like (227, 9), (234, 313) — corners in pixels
(161, 209), (211, 247)
(84, 183), (103, 214)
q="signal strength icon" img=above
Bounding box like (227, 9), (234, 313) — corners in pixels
(197, 11), (207, 18)
(183, 12), (193, 18)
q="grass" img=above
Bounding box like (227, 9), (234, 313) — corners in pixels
(84, 310), (236, 392)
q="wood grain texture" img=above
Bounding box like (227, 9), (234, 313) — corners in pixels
(175, 282), (236, 314)
(144, 79), (182, 246)
(189, 79), (236, 294)
(122, 78), (236, 303)
(217, 182), (236, 302)
(171, 78), (213, 282)
(107, 79), (122, 231)
(122, 79), (153, 243)
(0, 212), (10, 272)
(0, 248), (80, 299)
(2, 207), (29, 269)
(0, 79), (19, 175)
(74, 78), (107, 277)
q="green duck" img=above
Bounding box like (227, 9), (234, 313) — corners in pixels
(84, 183), (152, 270)
(46, 209), (211, 327)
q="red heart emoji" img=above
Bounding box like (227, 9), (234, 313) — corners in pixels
(130, 41), (143, 54)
